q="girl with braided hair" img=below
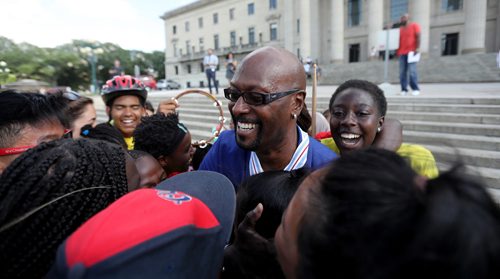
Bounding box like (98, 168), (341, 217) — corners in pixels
(0, 138), (140, 278)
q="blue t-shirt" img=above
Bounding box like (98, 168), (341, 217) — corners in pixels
(199, 128), (337, 190)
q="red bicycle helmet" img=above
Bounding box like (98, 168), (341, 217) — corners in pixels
(101, 75), (148, 106)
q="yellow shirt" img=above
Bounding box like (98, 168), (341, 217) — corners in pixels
(320, 138), (439, 179)
(124, 137), (134, 150)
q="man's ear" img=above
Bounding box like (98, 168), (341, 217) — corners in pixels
(105, 106), (111, 117)
(290, 91), (305, 116)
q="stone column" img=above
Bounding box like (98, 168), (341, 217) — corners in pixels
(367, 0), (383, 61)
(410, 0), (430, 55)
(300, 0), (312, 59)
(463, 0), (487, 54)
(283, 0), (294, 52)
(331, 0), (344, 63)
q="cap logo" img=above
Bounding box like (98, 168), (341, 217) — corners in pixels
(156, 190), (192, 205)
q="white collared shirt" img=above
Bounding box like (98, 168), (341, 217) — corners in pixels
(249, 126), (310, 175)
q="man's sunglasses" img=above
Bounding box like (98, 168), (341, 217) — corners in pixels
(224, 88), (305, 106)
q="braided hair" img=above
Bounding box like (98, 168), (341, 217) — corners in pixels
(0, 138), (129, 278)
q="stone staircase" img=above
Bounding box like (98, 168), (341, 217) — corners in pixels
(320, 53), (500, 85)
(96, 94), (500, 192)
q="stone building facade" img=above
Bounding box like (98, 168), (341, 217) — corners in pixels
(161, 0), (500, 87)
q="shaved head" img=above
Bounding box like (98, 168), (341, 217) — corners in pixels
(232, 47), (306, 92)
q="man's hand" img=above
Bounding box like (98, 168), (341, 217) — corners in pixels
(157, 98), (179, 115)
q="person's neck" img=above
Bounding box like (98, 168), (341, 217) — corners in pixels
(256, 126), (299, 171)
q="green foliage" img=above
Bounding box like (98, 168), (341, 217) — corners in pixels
(0, 36), (166, 91)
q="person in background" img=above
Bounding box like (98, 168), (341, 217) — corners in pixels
(133, 114), (195, 178)
(0, 91), (67, 174)
(61, 91), (97, 138)
(101, 75), (147, 150)
(275, 148), (500, 279)
(204, 48), (219, 94)
(0, 138), (139, 278)
(225, 52), (237, 85)
(397, 13), (421, 96)
(109, 58), (124, 78)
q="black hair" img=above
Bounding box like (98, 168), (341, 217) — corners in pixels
(224, 168), (308, 279)
(191, 143), (212, 170)
(0, 138), (129, 278)
(0, 91), (68, 147)
(133, 114), (186, 159)
(80, 123), (127, 149)
(329, 79), (387, 117)
(128, 149), (152, 160)
(144, 100), (155, 113)
(237, 168), (309, 239)
(297, 104), (312, 132)
(297, 148), (500, 279)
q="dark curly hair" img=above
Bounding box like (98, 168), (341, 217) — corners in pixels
(0, 138), (129, 278)
(133, 114), (187, 159)
(329, 79), (387, 117)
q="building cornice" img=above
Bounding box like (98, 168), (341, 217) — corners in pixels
(160, 0), (220, 20)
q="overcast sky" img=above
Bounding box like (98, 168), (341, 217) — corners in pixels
(1, 0), (197, 52)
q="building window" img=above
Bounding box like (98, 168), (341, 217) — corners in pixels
(175, 65), (179, 75)
(349, 43), (360, 62)
(269, 0), (277, 10)
(390, 0), (408, 23)
(297, 19), (300, 34)
(239, 36), (243, 45)
(187, 64), (192, 74)
(229, 8), (235, 20)
(249, 27), (255, 44)
(185, 21), (190, 32)
(214, 34), (219, 49)
(186, 41), (191, 54)
(199, 37), (204, 52)
(348, 0), (361, 27)
(442, 0), (463, 11)
(230, 31), (237, 47)
(213, 13), (218, 24)
(270, 23), (278, 41)
(442, 33), (459, 55)
(248, 3), (255, 15)
(198, 17), (203, 28)
(173, 25), (177, 35)
(200, 62), (204, 73)
(173, 43), (178, 57)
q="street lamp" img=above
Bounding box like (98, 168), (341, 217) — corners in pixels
(80, 46), (104, 94)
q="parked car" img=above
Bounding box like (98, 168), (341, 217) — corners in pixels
(140, 76), (157, 91)
(157, 79), (181, 90)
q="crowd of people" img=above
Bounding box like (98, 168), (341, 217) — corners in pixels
(1, 44), (499, 278)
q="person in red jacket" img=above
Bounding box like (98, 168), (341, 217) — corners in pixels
(397, 13), (421, 96)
